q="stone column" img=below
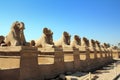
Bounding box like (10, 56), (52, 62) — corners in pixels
(89, 47), (97, 69)
(63, 47), (74, 72)
(96, 47), (103, 66)
(54, 48), (64, 74)
(104, 49), (108, 64)
(118, 50), (120, 58)
(79, 46), (90, 72)
(100, 47), (106, 65)
(112, 50), (119, 59)
(38, 47), (64, 78)
(73, 48), (80, 71)
(19, 46), (41, 80)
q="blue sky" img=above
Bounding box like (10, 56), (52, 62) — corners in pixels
(0, 0), (120, 46)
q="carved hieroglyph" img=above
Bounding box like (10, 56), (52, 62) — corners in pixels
(54, 31), (71, 48)
(70, 35), (81, 48)
(4, 21), (26, 46)
(35, 28), (54, 48)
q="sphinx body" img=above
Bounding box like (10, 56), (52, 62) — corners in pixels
(70, 35), (81, 48)
(0, 36), (5, 45)
(19, 22), (26, 45)
(95, 40), (100, 48)
(89, 39), (95, 48)
(54, 31), (71, 48)
(35, 28), (54, 48)
(4, 21), (26, 46)
(81, 37), (89, 47)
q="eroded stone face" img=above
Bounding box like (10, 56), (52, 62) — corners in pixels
(35, 28), (54, 48)
(4, 21), (26, 46)
(54, 31), (71, 48)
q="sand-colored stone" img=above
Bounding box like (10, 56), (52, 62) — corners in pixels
(0, 56), (20, 69)
(0, 22), (120, 80)
(70, 35), (81, 48)
(35, 28), (54, 48)
(4, 21), (26, 46)
(54, 31), (71, 48)
(0, 36), (5, 45)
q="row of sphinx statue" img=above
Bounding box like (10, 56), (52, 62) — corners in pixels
(0, 21), (113, 50)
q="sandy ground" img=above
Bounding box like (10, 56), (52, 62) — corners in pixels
(91, 59), (120, 80)
(66, 59), (120, 80)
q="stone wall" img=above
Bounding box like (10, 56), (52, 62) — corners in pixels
(0, 68), (19, 80)
(0, 46), (119, 80)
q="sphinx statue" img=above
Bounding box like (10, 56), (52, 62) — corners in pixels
(54, 31), (71, 48)
(19, 22), (26, 45)
(30, 40), (36, 47)
(100, 44), (106, 51)
(35, 28), (54, 48)
(103, 43), (111, 49)
(81, 37), (89, 47)
(0, 36), (5, 46)
(4, 21), (26, 46)
(95, 40), (100, 48)
(70, 35), (81, 48)
(89, 39), (95, 48)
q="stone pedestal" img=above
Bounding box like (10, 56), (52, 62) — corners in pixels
(112, 50), (120, 59)
(38, 47), (64, 78)
(79, 46), (90, 71)
(89, 47), (97, 59)
(118, 50), (120, 58)
(73, 48), (80, 71)
(63, 47), (74, 72)
(19, 47), (40, 80)
(89, 47), (98, 69)
(79, 46), (90, 60)
(54, 48), (64, 74)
